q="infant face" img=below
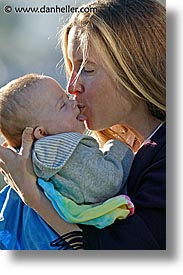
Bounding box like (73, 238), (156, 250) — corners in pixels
(35, 77), (86, 135)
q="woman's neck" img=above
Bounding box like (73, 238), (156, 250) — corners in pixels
(124, 100), (163, 139)
(128, 115), (163, 140)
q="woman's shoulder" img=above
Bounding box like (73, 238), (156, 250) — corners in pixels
(138, 122), (166, 158)
(127, 122), (166, 191)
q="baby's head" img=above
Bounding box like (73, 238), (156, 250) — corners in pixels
(0, 73), (85, 148)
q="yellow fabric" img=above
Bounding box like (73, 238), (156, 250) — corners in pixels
(38, 178), (134, 229)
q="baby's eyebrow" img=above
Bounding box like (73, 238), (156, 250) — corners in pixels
(55, 96), (63, 109)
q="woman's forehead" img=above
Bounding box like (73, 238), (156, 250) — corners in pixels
(67, 27), (98, 63)
(68, 29), (82, 61)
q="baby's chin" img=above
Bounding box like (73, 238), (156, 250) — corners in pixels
(78, 122), (86, 134)
(76, 116), (87, 134)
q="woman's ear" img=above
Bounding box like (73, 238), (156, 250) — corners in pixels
(34, 127), (47, 140)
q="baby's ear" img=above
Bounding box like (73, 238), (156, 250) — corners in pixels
(34, 127), (47, 140)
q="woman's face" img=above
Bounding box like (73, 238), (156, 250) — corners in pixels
(67, 27), (134, 131)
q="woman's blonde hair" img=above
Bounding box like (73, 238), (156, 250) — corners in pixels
(60, 0), (166, 150)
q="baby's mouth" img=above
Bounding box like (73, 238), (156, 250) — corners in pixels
(77, 113), (87, 122)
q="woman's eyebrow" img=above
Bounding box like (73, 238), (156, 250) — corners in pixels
(70, 56), (96, 65)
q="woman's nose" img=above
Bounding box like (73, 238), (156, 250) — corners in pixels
(67, 71), (83, 95)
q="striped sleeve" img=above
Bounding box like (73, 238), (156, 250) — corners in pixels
(32, 132), (85, 179)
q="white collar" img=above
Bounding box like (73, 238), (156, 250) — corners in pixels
(141, 122), (164, 147)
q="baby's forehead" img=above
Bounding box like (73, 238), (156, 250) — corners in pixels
(41, 76), (64, 91)
(37, 77), (66, 100)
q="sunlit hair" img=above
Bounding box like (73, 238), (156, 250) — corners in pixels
(0, 74), (44, 148)
(60, 0), (166, 149)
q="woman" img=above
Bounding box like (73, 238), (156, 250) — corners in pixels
(0, 0), (166, 249)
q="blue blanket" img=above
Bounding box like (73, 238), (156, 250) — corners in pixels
(0, 185), (61, 250)
(0, 182), (134, 250)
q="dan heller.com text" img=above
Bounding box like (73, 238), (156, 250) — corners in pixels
(40, 5), (79, 13)
(31, 5), (96, 13)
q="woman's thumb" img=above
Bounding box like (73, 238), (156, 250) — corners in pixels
(20, 127), (34, 158)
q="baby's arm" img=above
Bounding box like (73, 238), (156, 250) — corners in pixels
(32, 132), (85, 179)
(32, 133), (134, 204)
(76, 138), (134, 203)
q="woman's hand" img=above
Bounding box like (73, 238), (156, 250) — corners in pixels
(0, 127), (39, 206)
(0, 127), (82, 238)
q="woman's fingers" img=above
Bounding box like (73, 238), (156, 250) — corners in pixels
(0, 127), (37, 205)
(19, 127), (34, 159)
(0, 146), (14, 168)
(0, 144), (7, 162)
(0, 127), (34, 184)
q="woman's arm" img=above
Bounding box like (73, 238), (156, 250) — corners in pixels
(0, 127), (81, 236)
(32, 188), (81, 235)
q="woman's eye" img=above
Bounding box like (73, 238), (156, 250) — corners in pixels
(83, 67), (94, 73)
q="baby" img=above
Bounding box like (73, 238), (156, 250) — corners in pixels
(0, 73), (134, 228)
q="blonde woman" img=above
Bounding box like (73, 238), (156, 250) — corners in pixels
(0, 0), (166, 250)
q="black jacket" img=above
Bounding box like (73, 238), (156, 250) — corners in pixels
(81, 123), (166, 249)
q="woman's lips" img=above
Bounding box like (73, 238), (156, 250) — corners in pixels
(77, 105), (87, 121)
